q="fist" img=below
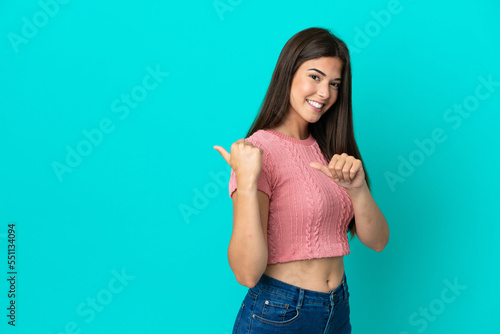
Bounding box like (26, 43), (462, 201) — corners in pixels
(213, 139), (263, 187)
(309, 153), (366, 191)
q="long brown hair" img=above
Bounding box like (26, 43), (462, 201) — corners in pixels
(245, 27), (370, 240)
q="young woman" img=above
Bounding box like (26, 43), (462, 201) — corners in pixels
(214, 27), (389, 334)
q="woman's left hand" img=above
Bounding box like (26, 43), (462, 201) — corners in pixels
(309, 153), (366, 191)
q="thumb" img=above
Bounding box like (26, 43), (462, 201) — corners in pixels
(213, 145), (231, 165)
(309, 162), (333, 178)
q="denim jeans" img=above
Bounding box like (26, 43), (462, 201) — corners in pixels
(232, 271), (351, 333)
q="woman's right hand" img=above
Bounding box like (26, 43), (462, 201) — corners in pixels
(213, 139), (263, 189)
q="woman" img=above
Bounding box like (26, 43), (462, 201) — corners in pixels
(213, 27), (389, 333)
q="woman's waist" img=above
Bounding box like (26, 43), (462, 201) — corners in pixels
(263, 256), (345, 293)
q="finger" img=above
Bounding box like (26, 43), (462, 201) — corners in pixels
(309, 162), (333, 178)
(213, 145), (231, 165)
(337, 153), (350, 181)
(328, 155), (341, 180)
(328, 154), (339, 169)
(332, 154), (347, 181)
(350, 160), (362, 180)
(342, 158), (354, 183)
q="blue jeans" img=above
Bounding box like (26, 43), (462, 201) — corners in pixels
(232, 271), (351, 333)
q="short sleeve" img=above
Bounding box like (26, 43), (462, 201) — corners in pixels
(228, 138), (274, 200)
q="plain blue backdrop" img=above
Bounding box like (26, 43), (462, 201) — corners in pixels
(1, 0), (499, 333)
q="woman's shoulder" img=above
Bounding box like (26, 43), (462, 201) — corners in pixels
(246, 129), (279, 177)
(246, 128), (277, 148)
(245, 129), (282, 167)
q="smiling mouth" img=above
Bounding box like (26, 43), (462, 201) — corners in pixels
(307, 99), (324, 109)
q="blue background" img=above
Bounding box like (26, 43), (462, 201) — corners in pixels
(1, 0), (499, 333)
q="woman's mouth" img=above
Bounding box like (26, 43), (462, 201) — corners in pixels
(307, 99), (324, 112)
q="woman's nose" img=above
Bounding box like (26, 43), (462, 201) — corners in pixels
(318, 84), (330, 99)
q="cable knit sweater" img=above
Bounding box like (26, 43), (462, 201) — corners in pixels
(228, 128), (355, 265)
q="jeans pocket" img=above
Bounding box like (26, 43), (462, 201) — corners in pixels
(251, 291), (300, 325)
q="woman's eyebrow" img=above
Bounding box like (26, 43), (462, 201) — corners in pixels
(307, 68), (342, 81)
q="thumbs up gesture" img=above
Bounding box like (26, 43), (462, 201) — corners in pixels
(213, 139), (263, 189)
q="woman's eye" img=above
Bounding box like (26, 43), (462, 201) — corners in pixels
(309, 75), (340, 88)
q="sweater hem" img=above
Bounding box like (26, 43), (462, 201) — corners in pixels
(268, 249), (350, 265)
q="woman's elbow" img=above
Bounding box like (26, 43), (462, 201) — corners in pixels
(374, 236), (389, 252)
(238, 276), (258, 288)
(234, 273), (260, 288)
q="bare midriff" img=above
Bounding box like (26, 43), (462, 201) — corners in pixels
(263, 256), (345, 293)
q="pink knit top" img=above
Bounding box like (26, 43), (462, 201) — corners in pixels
(228, 128), (355, 265)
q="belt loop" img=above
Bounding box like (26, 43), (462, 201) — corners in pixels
(297, 288), (305, 309)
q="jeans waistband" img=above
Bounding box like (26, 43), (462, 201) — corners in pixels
(254, 271), (348, 307)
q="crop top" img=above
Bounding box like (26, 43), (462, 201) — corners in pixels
(228, 128), (355, 265)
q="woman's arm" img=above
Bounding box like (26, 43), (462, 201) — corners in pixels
(347, 184), (389, 252)
(228, 187), (269, 288)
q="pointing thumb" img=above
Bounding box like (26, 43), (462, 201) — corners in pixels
(213, 145), (231, 165)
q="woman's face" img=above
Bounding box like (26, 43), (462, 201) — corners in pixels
(288, 56), (343, 125)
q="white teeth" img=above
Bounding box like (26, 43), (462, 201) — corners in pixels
(307, 99), (324, 108)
